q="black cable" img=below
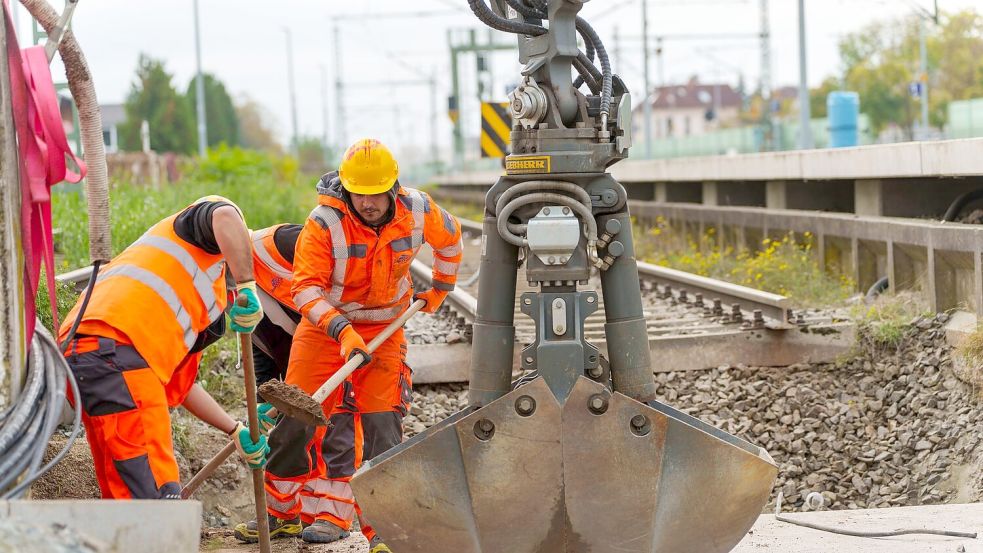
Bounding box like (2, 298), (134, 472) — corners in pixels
(865, 276), (889, 300)
(468, 0), (546, 36)
(504, 0), (542, 19)
(60, 259), (102, 353)
(575, 17), (613, 120)
(573, 55), (601, 94)
(942, 188), (983, 222)
(774, 493), (977, 539)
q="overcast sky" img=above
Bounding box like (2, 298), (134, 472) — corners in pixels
(9, 0), (980, 166)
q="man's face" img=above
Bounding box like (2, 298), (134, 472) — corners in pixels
(350, 191), (392, 225)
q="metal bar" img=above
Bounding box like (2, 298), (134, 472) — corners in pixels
(636, 261), (790, 325)
(409, 259), (478, 321)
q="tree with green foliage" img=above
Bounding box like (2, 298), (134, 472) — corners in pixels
(809, 77), (841, 119)
(236, 95), (283, 154)
(186, 73), (240, 148)
(295, 136), (336, 176)
(833, 9), (983, 138)
(118, 55), (196, 154)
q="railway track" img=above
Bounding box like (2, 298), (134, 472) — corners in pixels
(409, 218), (853, 383)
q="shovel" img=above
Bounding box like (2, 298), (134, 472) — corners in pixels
(182, 299), (426, 497)
(239, 297), (271, 553)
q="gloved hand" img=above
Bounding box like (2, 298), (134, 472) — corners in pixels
(257, 402), (278, 434)
(338, 325), (372, 368)
(413, 288), (448, 314)
(228, 421), (270, 469)
(230, 281), (264, 333)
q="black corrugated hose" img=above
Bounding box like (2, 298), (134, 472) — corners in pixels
(0, 260), (100, 498)
(468, 0), (546, 36)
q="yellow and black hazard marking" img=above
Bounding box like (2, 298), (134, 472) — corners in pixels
(480, 101), (511, 158)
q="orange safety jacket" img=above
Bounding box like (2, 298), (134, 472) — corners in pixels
(292, 179), (463, 338)
(60, 201), (231, 384)
(252, 224), (296, 308)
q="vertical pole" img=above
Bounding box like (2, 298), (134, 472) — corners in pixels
(919, 18), (929, 139)
(450, 32), (463, 169)
(320, 64), (329, 150)
(334, 24), (346, 149)
(284, 28), (299, 154)
(641, 0), (652, 158)
(796, 0), (813, 149)
(430, 72), (439, 169)
(192, 0), (207, 157)
(0, 12), (27, 407)
(759, 0), (772, 150)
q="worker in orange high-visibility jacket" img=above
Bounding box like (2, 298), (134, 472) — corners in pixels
(249, 223), (303, 435)
(234, 139), (462, 550)
(59, 197), (270, 501)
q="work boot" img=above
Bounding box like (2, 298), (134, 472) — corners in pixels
(369, 535), (392, 553)
(301, 519), (350, 543)
(232, 514), (302, 543)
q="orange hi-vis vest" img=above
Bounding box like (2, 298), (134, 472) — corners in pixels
(60, 205), (229, 383)
(292, 183), (463, 337)
(252, 224), (295, 308)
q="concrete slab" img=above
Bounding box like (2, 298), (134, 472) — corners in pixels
(735, 503), (983, 552)
(407, 343), (472, 384)
(0, 499), (201, 553)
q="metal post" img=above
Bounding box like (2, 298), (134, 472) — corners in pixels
(450, 32), (463, 169)
(320, 64), (329, 150)
(796, 0), (813, 149)
(430, 72), (439, 169)
(760, 0), (772, 150)
(334, 23), (346, 149)
(919, 17), (929, 139)
(192, 0), (207, 157)
(641, 0), (652, 158)
(0, 12), (27, 407)
(284, 27), (299, 154)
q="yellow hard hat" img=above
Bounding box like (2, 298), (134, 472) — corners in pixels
(338, 139), (399, 195)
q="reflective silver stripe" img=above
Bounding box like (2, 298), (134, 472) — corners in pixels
(437, 238), (464, 257)
(258, 289), (297, 336)
(206, 261), (225, 281)
(293, 286), (325, 309)
(306, 299), (333, 326)
(338, 300), (364, 312)
(267, 480), (302, 514)
(404, 189), (426, 249)
(133, 235), (223, 322)
(433, 258), (459, 275)
(312, 205), (349, 305)
(273, 481), (302, 495)
(347, 302), (405, 322)
(390, 236), (415, 252)
(268, 495), (298, 514)
(433, 280), (455, 292)
(252, 228), (292, 279)
(300, 479), (355, 522)
(97, 264), (197, 350)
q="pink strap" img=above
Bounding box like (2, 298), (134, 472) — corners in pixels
(4, 0), (87, 345)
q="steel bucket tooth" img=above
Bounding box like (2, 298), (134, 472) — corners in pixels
(352, 377), (777, 553)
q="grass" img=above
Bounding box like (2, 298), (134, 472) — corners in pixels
(954, 323), (983, 394)
(636, 218), (855, 307)
(852, 293), (930, 349)
(51, 145), (315, 272)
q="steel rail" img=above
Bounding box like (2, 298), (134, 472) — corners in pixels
(409, 259), (478, 322)
(455, 217), (790, 326)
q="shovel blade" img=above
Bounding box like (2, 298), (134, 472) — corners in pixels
(352, 377), (777, 553)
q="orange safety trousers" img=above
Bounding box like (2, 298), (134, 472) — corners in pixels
(264, 318), (412, 539)
(65, 336), (199, 499)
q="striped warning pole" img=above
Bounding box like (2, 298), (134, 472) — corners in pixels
(480, 101), (512, 158)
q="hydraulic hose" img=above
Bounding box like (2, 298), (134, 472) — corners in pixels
(574, 53), (601, 94)
(504, 0), (542, 19)
(575, 17), (613, 125)
(865, 276), (889, 301)
(494, 180), (593, 216)
(497, 192), (599, 250)
(59, 260), (102, 352)
(468, 0), (546, 36)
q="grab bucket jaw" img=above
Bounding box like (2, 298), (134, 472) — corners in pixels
(351, 376), (777, 553)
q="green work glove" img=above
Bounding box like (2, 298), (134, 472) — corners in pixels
(228, 421), (270, 469)
(257, 402), (278, 434)
(230, 281), (264, 333)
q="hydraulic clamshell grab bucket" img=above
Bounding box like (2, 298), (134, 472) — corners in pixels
(351, 376), (778, 553)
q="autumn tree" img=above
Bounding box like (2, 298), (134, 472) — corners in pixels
(235, 95), (282, 154)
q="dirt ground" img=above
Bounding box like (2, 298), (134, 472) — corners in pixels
(200, 529), (369, 552)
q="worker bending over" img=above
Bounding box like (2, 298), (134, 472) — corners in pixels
(59, 197), (269, 499)
(235, 139), (462, 550)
